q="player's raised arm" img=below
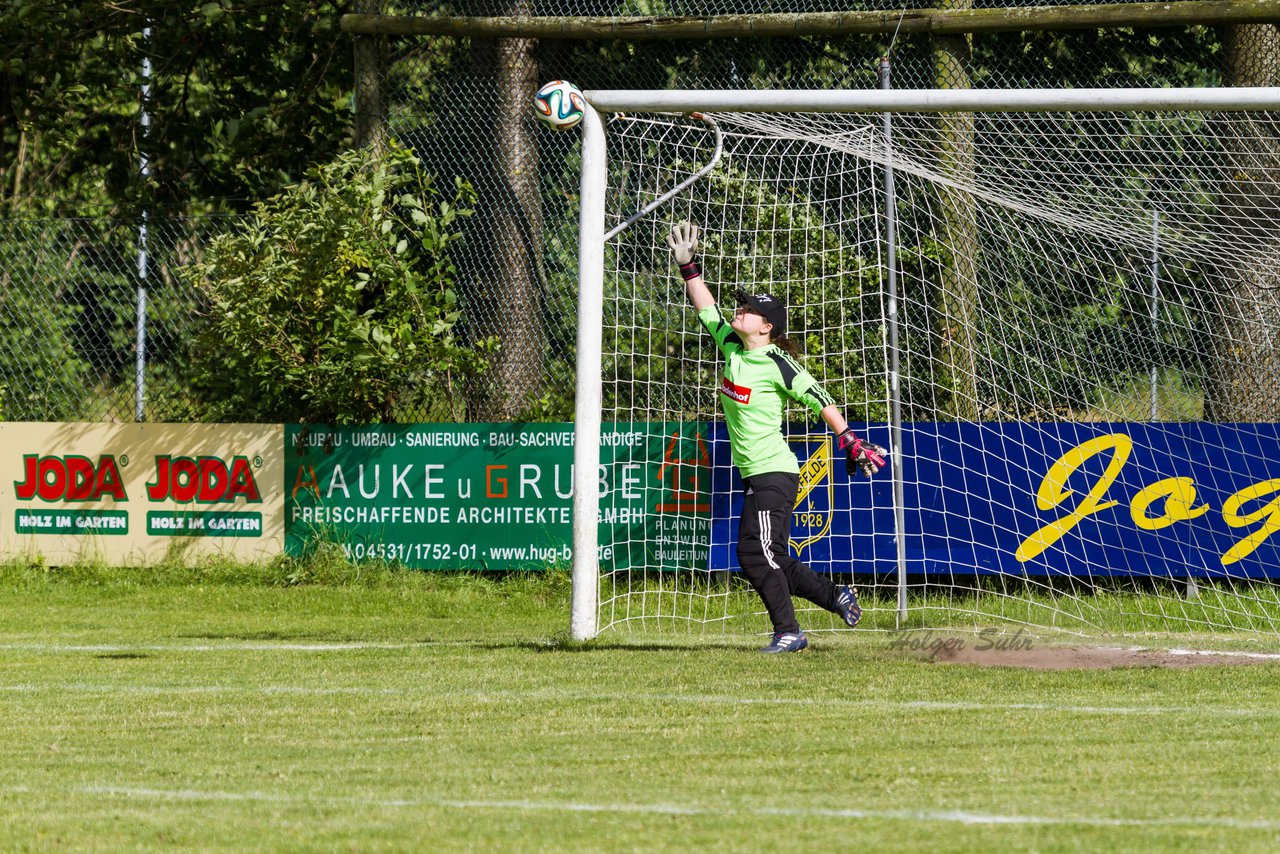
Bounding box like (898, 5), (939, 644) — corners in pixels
(824, 407), (888, 479)
(786, 372), (888, 480)
(667, 222), (714, 311)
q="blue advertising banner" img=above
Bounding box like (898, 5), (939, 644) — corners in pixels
(709, 422), (1280, 579)
(706, 422), (894, 575)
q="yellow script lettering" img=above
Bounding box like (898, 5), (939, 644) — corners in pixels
(1015, 434), (1131, 562)
(1129, 477), (1209, 531)
(1221, 479), (1280, 566)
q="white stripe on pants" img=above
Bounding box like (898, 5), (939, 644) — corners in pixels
(758, 510), (780, 569)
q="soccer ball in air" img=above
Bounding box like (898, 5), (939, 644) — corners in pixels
(533, 80), (586, 131)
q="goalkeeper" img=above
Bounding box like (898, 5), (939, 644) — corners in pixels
(667, 222), (887, 654)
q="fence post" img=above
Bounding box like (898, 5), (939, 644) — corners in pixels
(135, 24), (152, 422)
(1150, 209), (1160, 421)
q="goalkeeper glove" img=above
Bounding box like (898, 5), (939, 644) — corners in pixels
(837, 428), (888, 479)
(667, 222), (701, 279)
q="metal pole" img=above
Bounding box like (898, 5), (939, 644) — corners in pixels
(880, 58), (909, 628)
(570, 107), (607, 641)
(135, 25), (152, 423)
(1147, 209), (1195, 598)
(1149, 210), (1160, 421)
(603, 114), (723, 242)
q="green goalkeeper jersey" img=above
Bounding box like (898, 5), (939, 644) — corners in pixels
(697, 304), (836, 478)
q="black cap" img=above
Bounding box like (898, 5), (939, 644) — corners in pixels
(735, 289), (787, 336)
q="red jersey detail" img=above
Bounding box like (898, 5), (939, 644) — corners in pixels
(720, 377), (752, 404)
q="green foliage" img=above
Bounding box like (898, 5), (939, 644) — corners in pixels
(1, 1), (363, 420)
(137, 0), (356, 209)
(525, 27), (1234, 425)
(0, 6), (1249, 423)
(592, 153), (888, 424)
(0, 283), (87, 420)
(973, 25), (1220, 89)
(0, 221), (93, 419)
(0, 1), (354, 214)
(1089, 367), (1204, 422)
(185, 143), (491, 423)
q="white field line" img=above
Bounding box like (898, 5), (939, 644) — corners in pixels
(0, 683), (1276, 718)
(1163, 648), (1280, 660)
(0, 684), (400, 696)
(16, 784), (1268, 831)
(0, 641), (431, 652)
(5, 639), (1280, 657)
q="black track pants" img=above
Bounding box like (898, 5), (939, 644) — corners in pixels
(736, 471), (839, 634)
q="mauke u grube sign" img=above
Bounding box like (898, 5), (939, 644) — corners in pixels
(285, 423), (711, 571)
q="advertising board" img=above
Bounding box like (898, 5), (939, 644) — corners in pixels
(0, 423), (283, 565)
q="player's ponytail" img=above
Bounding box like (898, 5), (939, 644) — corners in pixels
(772, 333), (802, 359)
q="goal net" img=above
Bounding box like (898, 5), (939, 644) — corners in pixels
(570, 89), (1280, 643)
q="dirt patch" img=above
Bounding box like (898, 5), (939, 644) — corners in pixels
(924, 641), (1280, 670)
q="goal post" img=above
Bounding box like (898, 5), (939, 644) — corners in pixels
(570, 104), (607, 642)
(570, 87), (1280, 642)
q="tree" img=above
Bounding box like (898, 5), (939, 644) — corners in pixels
(1205, 23), (1280, 421)
(1, 0), (356, 215)
(0, 220), (93, 419)
(1, 1), (362, 422)
(184, 143), (491, 423)
(462, 0), (545, 420)
(933, 0), (980, 420)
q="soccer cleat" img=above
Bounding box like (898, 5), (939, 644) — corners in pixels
(835, 585), (863, 629)
(760, 631), (809, 653)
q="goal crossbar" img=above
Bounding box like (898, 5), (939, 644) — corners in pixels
(585, 87), (1280, 114)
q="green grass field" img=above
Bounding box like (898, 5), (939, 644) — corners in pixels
(3, 560), (1280, 852)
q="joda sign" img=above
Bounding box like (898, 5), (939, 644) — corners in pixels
(1, 423), (283, 564)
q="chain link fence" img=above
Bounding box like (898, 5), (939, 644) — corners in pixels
(384, 4), (1279, 422)
(0, 215), (230, 423)
(3, 3), (1278, 422)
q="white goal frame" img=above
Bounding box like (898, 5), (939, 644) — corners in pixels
(569, 86), (1280, 641)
